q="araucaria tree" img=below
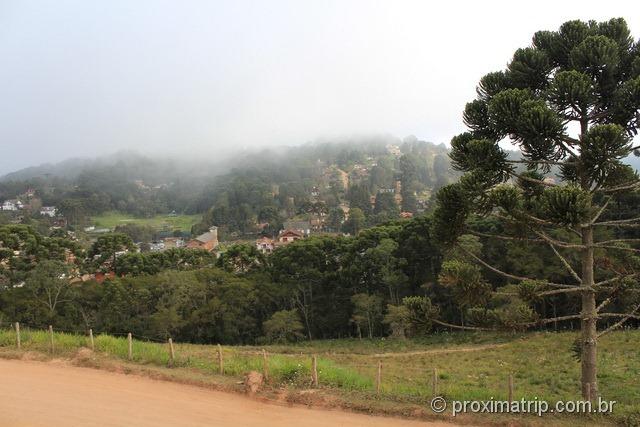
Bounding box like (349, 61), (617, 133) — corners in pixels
(434, 18), (640, 399)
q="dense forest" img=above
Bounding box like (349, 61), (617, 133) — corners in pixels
(1, 178), (638, 344)
(193, 135), (455, 237)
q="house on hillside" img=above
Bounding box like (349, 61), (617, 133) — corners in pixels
(163, 237), (186, 249)
(310, 217), (324, 232)
(1, 200), (22, 211)
(21, 189), (36, 199)
(255, 236), (275, 254)
(149, 241), (165, 251)
(51, 217), (68, 229)
(40, 206), (57, 217)
(187, 227), (219, 252)
(350, 165), (369, 183)
(386, 144), (402, 156)
(283, 220), (311, 236)
(276, 229), (303, 245)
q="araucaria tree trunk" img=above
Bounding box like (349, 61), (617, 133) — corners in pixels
(579, 114), (598, 399)
(580, 220), (597, 398)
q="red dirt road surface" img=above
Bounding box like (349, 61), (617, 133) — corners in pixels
(0, 359), (458, 427)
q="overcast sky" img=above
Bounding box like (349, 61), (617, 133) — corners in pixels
(0, 1), (638, 174)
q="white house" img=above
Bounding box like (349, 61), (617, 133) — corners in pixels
(40, 206), (57, 217)
(1, 200), (21, 211)
(255, 236), (275, 254)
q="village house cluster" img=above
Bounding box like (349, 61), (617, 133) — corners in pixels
(255, 221), (310, 254)
(1, 188), (58, 222)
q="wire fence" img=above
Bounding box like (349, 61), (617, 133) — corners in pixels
(0, 321), (491, 401)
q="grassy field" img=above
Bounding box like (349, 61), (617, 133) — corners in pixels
(90, 211), (201, 232)
(1, 328), (638, 425)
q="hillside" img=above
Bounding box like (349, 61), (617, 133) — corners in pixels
(193, 135), (455, 237)
(0, 136), (458, 238)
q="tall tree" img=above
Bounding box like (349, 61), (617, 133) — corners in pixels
(399, 154), (419, 213)
(347, 184), (372, 215)
(25, 260), (71, 323)
(343, 207), (366, 235)
(88, 233), (135, 275)
(434, 18), (640, 399)
(373, 191), (399, 216)
(350, 293), (383, 339)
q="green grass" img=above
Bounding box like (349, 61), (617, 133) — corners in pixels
(252, 331), (518, 354)
(90, 211), (201, 232)
(1, 328), (639, 424)
(0, 329), (371, 390)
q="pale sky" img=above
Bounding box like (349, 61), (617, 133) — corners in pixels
(0, 0), (638, 174)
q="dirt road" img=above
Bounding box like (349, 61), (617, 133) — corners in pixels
(0, 359), (457, 427)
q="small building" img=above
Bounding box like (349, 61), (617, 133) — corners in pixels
(163, 237), (186, 249)
(187, 227), (219, 252)
(386, 144), (402, 156)
(283, 220), (311, 236)
(1, 200), (22, 211)
(149, 241), (165, 251)
(22, 189), (36, 198)
(51, 217), (68, 228)
(255, 236), (275, 254)
(310, 217), (324, 232)
(40, 206), (57, 217)
(277, 229), (304, 245)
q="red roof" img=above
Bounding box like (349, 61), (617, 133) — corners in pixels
(279, 229), (303, 238)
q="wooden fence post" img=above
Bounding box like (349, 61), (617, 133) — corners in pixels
(168, 338), (175, 366)
(432, 368), (438, 396)
(48, 325), (54, 353)
(262, 349), (269, 381)
(508, 374), (514, 403)
(217, 344), (224, 374)
(376, 360), (382, 396)
(15, 322), (20, 350)
(312, 355), (318, 387)
(127, 333), (133, 360)
(89, 329), (95, 351)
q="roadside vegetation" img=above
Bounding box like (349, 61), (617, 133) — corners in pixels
(1, 328), (638, 425)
